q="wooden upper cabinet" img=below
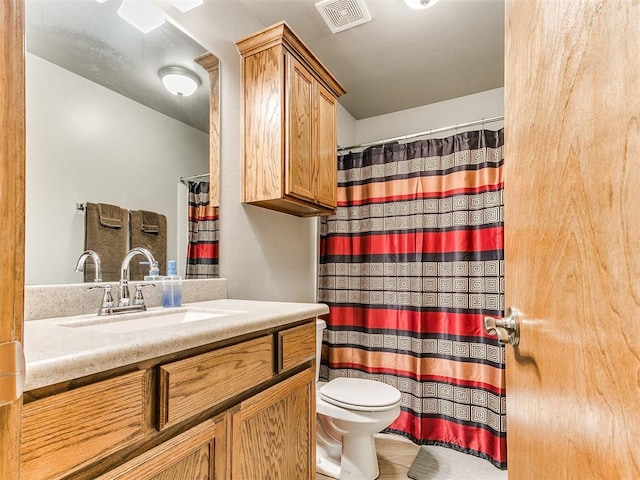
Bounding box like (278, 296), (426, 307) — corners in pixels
(315, 83), (338, 208)
(236, 21), (346, 217)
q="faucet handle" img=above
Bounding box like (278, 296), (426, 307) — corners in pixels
(133, 283), (156, 306)
(88, 284), (114, 315)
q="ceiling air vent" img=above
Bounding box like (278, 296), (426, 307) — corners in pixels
(315, 0), (372, 34)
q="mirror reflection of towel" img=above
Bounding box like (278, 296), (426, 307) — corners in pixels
(129, 210), (167, 281)
(84, 202), (127, 282)
(141, 210), (160, 234)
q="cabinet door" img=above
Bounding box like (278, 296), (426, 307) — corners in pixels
(230, 367), (315, 480)
(286, 55), (315, 203)
(315, 83), (338, 209)
(96, 417), (225, 480)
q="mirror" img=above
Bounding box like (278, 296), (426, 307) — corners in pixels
(24, 0), (219, 285)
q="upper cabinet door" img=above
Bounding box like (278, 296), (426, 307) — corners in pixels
(286, 54), (315, 203)
(315, 83), (338, 209)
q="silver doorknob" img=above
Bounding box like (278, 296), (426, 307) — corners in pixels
(484, 307), (520, 346)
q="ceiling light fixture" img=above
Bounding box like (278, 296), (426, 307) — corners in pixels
(159, 66), (201, 97)
(117, 0), (166, 33)
(101, 0), (205, 33)
(168, 0), (204, 13)
(403, 0), (441, 9)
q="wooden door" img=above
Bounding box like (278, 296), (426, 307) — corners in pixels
(315, 83), (338, 209)
(0, 1), (25, 479)
(504, 1), (640, 478)
(286, 54), (316, 203)
(230, 368), (315, 480)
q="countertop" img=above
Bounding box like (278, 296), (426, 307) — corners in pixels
(23, 298), (329, 391)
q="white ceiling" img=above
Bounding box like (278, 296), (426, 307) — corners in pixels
(24, 0), (504, 127)
(237, 0), (504, 119)
(25, 0), (211, 133)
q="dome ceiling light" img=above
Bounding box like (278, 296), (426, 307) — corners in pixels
(159, 66), (202, 97)
(403, 0), (441, 9)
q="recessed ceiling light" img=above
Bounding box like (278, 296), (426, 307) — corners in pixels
(403, 0), (441, 9)
(168, 0), (204, 13)
(117, 0), (166, 33)
(159, 67), (202, 97)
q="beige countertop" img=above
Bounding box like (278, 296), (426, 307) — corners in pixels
(24, 298), (329, 391)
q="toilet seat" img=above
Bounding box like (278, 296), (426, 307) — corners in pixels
(319, 378), (402, 412)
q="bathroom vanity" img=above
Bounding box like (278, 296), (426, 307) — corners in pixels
(20, 298), (326, 480)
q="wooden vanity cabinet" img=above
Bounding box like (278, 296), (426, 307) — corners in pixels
(20, 319), (317, 480)
(236, 21), (346, 217)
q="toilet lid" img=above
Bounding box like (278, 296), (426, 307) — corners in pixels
(319, 378), (401, 412)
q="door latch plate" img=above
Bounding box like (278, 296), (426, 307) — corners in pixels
(0, 341), (25, 406)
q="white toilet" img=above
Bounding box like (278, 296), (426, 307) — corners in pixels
(315, 319), (402, 480)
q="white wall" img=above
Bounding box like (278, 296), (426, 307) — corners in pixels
(26, 53), (209, 285)
(337, 103), (357, 149)
(354, 87), (504, 145)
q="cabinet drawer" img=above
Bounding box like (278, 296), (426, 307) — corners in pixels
(158, 335), (273, 429)
(21, 370), (147, 480)
(277, 322), (315, 373)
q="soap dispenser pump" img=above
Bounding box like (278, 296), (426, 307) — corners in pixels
(162, 260), (182, 307)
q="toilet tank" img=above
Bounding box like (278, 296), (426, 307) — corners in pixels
(316, 318), (326, 382)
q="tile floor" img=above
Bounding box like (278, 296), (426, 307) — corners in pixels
(317, 433), (508, 480)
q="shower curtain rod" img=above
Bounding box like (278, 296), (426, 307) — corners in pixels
(337, 115), (504, 152)
(179, 173), (209, 185)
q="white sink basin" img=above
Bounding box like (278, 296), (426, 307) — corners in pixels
(57, 307), (242, 333)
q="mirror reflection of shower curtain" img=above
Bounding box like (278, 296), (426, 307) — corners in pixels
(186, 181), (219, 278)
(318, 129), (506, 469)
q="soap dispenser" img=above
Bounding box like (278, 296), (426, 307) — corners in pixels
(162, 260), (182, 307)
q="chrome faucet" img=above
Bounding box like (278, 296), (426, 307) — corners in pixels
(118, 247), (157, 307)
(75, 250), (103, 282)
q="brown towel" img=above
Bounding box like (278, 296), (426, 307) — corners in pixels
(129, 210), (167, 281)
(98, 203), (123, 228)
(141, 210), (160, 234)
(84, 202), (128, 282)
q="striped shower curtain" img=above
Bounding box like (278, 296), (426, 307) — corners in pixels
(318, 129), (506, 468)
(186, 180), (219, 278)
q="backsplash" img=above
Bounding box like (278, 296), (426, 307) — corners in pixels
(24, 278), (228, 321)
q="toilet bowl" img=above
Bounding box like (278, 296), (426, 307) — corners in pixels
(315, 319), (402, 480)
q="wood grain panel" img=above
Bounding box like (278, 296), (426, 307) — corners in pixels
(277, 321), (315, 372)
(286, 54), (315, 203)
(158, 335), (273, 429)
(231, 367), (314, 480)
(288, 372), (313, 478)
(195, 52), (220, 207)
(21, 370), (147, 480)
(95, 419), (218, 480)
(235, 21), (346, 98)
(315, 83), (338, 209)
(242, 48), (284, 203)
(0, 1), (25, 476)
(505, 1), (640, 478)
(249, 197), (335, 217)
